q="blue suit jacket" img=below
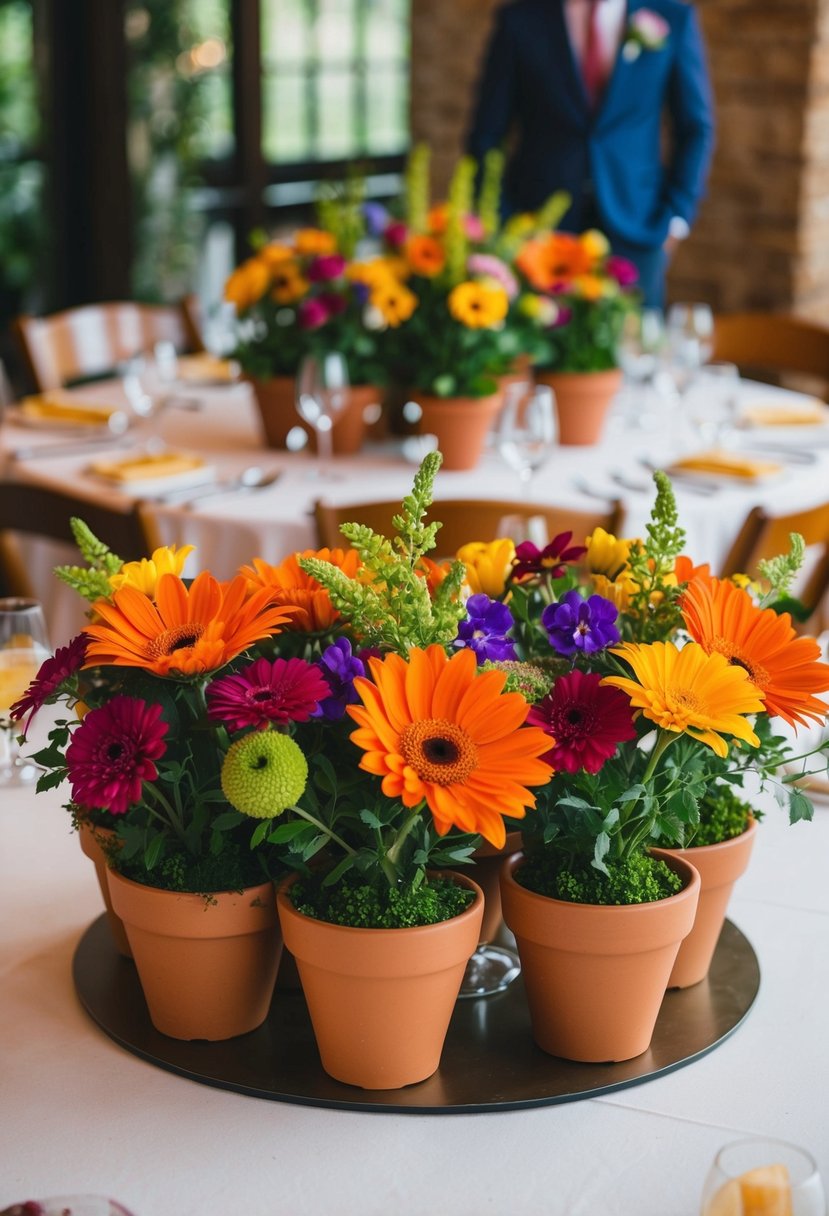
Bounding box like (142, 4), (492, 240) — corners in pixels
(466, 0), (715, 249)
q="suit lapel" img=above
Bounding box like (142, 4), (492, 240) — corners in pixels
(547, 1), (592, 122)
(596, 0), (636, 120)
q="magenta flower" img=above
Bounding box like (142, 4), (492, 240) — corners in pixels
(550, 304), (573, 328)
(511, 533), (587, 582)
(206, 657), (329, 731)
(464, 213), (486, 241)
(319, 291), (347, 318)
(66, 695), (168, 815)
(384, 220), (408, 248)
(307, 254), (347, 282)
(606, 255), (639, 288)
(10, 633), (89, 736)
(297, 297), (332, 330)
(527, 670), (636, 774)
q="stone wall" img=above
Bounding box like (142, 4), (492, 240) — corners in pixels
(410, 0), (826, 316)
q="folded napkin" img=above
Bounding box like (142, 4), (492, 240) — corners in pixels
(740, 401), (829, 427)
(17, 394), (117, 426)
(670, 450), (782, 480)
(89, 450), (206, 483)
(175, 354), (239, 383)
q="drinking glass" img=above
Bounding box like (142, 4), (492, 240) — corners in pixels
(295, 352), (350, 477)
(664, 302), (715, 404)
(701, 1138), (826, 1216)
(495, 382), (557, 488)
(688, 361), (741, 448)
(616, 308), (667, 430)
(0, 598), (51, 786)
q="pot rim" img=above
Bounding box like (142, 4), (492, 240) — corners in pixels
(502, 849), (701, 913)
(107, 866), (275, 905)
(660, 813), (758, 858)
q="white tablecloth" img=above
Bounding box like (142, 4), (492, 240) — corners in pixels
(1, 776), (827, 1216)
(4, 377), (829, 644)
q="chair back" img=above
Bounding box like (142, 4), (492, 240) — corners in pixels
(14, 300), (204, 392)
(712, 313), (829, 387)
(0, 481), (152, 598)
(314, 498), (624, 558)
(719, 501), (829, 621)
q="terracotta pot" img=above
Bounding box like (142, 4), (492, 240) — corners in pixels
(535, 368), (623, 445)
(107, 870), (281, 1041)
(663, 817), (758, 989)
(415, 391), (503, 471)
(247, 374), (378, 455)
(500, 850), (700, 1062)
(466, 831), (523, 945)
(77, 819), (132, 959)
(277, 872), (484, 1089)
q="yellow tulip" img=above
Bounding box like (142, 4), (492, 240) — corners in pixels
(584, 528), (632, 581)
(109, 544), (195, 598)
(457, 539), (516, 597)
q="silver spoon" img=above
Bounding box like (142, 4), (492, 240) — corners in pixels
(167, 465), (282, 508)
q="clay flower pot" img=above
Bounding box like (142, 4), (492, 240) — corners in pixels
(247, 374), (378, 455)
(663, 817), (758, 989)
(76, 818), (132, 959)
(107, 870), (282, 1041)
(535, 368), (623, 445)
(277, 872), (484, 1089)
(500, 850), (700, 1062)
(415, 391), (503, 471)
(468, 831), (523, 947)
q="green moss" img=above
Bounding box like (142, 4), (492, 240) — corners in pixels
(691, 784), (753, 847)
(117, 841), (267, 896)
(291, 874), (473, 928)
(517, 851), (683, 905)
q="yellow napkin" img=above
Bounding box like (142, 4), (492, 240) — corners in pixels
(89, 451), (206, 483)
(18, 395), (117, 426)
(670, 450), (782, 480)
(174, 354), (239, 383)
(740, 401), (829, 427)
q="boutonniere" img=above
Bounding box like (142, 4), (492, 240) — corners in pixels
(622, 9), (670, 61)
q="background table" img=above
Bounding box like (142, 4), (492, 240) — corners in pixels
(1, 773), (827, 1216)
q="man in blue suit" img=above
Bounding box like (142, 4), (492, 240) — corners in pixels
(466, 0), (715, 307)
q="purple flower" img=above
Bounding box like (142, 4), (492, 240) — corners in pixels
(206, 657), (329, 731)
(606, 255), (639, 288)
(297, 297), (332, 330)
(454, 593), (517, 664)
(363, 201), (391, 236)
(313, 638), (366, 720)
(542, 590), (620, 657)
(66, 695), (168, 815)
(307, 254), (347, 282)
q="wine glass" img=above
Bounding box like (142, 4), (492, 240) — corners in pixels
(616, 307), (667, 430)
(295, 352), (350, 477)
(0, 598), (51, 786)
(495, 383), (556, 489)
(701, 1138), (826, 1216)
(687, 361), (742, 448)
(667, 301), (715, 363)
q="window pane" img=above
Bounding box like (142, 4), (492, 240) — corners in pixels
(316, 68), (356, 159)
(263, 72), (311, 163)
(365, 67), (408, 155)
(316, 0), (356, 64)
(262, 0), (309, 65)
(364, 1), (408, 61)
(0, 0), (38, 153)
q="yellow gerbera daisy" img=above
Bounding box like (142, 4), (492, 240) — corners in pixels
(447, 281), (509, 328)
(271, 260), (309, 305)
(109, 544), (195, 598)
(294, 228), (337, 256)
(457, 539), (516, 598)
(369, 280), (418, 328)
(224, 258), (270, 311)
(348, 645), (553, 848)
(602, 640), (765, 757)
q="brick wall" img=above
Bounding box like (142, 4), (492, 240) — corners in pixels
(410, 0), (825, 315)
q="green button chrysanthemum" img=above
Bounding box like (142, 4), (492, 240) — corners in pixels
(221, 731), (308, 820)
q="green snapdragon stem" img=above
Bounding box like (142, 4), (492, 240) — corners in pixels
(381, 806), (422, 887)
(289, 805), (357, 858)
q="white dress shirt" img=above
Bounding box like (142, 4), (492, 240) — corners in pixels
(563, 0), (628, 81)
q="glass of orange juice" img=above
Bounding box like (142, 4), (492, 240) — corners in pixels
(702, 1138), (825, 1216)
(0, 597), (50, 786)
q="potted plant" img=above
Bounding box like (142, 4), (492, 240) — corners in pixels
(513, 226), (639, 444)
(450, 473), (829, 1061)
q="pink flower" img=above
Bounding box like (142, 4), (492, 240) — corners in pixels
(307, 254), (347, 282)
(606, 255), (639, 288)
(297, 297), (332, 330)
(10, 633), (88, 736)
(527, 670), (636, 774)
(464, 214), (486, 241)
(629, 8), (670, 47)
(467, 253), (519, 300)
(384, 221), (408, 248)
(66, 695), (169, 815)
(206, 657), (330, 731)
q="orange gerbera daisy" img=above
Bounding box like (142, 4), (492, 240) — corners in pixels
(681, 574), (829, 728)
(241, 548), (361, 632)
(603, 641), (764, 757)
(224, 258), (270, 311)
(405, 234), (446, 278)
(294, 227), (337, 256)
(347, 644), (553, 848)
(83, 573), (294, 677)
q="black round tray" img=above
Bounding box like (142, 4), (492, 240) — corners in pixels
(73, 915), (759, 1114)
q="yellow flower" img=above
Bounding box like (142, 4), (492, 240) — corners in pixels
(591, 571), (638, 612)
(294, 228), (337, 256)
(259, 242), (293, 268)
(447, 280), (509, 328)
(602, 640), (765, 758)
(572, 273), (606, 301)
(271, 260), (309, 305)
(223, 258), (270, 311)
(580, 229), (610, 262)
(457, 539), (516, 597)
(369, 280), (418, 328)
(585, 528), (631, 581)
(108, 544), (195, 598)
(346, 258), (400, 289)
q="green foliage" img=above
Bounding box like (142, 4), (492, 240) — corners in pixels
(690, 784), (753, 847)
(290, 873), (473, 928)
(517, 850), (682, 905)
(623, 471), (687, 642)
(404, 141), (430, 233)
(315, 169), (366, 259)
(53, 519), (123, 603)
(445, 155), (475, 286)
(758, 532), (805, 606)
(299, 452), (466, 651)
(533, 293), (631, 373)
(477, 149), (504, 240)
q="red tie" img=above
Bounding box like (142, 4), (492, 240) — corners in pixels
(582, 0), (606, 109)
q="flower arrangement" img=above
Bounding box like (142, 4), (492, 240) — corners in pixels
(623, 8), (671, 59)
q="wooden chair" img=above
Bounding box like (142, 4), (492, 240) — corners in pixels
(0, 481), (153, 598)
(314, 498), (624, 558)
(712, 313), (829, 391)
(719, 501), (829, 623)
(13, 299), (204, 393)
